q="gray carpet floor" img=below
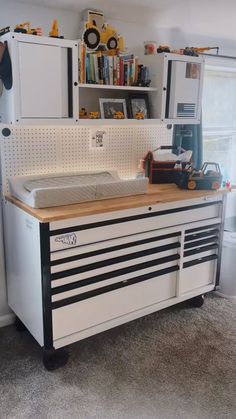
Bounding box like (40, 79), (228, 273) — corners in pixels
(0, 293), (235, 419)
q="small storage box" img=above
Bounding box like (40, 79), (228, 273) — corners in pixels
(143, 146), (192, 184)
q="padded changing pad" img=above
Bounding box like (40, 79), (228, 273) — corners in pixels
(8, 170), (148, 208)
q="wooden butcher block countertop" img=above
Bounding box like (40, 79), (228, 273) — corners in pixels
(6, 184), (225, 223)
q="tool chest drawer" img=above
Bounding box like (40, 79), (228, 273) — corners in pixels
(50, 228), (181, 299)
(50, 201), (221, 251)
(52, 270), (177, 341)
(180, 223), (219, 293)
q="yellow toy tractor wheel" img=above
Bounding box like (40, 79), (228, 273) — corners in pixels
(188, 180), (197, 190)
(83, 28), (100, 49)
(212, 181), (220, 190)
(107, 37), (118, 50)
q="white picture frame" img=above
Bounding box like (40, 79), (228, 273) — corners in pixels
(99, 98), (127, 119)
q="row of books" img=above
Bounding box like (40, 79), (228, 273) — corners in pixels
(79, 42), (150, 86)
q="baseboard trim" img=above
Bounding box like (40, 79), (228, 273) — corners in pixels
(0, 313), (15, 328)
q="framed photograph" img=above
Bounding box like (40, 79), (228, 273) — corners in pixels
(128, 93), (150, 119)
(99, 98), (127, 119)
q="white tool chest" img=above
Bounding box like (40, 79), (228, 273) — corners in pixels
(0, 127), (225, 370)
(3, 191), (225, 368)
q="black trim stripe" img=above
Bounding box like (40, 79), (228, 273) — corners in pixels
(184, 243), (218, 257)
(51, 242), (180, 280)
(185, 223), (220, 234)
(40, 223), (53, 350)
(183, 254), (218, 268)
(184, 236), (218, 249)
(51, 232), (180, 266)
(52, 265), (179, 309)
(50, 202), (220, 236)
(52, 253), (180, 295)
(184, 229), (219, 242)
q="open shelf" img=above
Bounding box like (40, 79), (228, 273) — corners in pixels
(79, 83), (158, 92)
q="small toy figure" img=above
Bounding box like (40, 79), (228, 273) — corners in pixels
(14, 22), (40, 35)
(79, 107), (88, 118)
(49, 20), (64, 39)
(135, 112), (144, 120)
(113, 111), (125, 119)
(89, 111), (100, 119)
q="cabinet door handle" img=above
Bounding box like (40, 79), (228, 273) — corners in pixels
(74, 82), (78, 86)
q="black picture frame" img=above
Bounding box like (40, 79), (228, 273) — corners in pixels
(128, 93), (150, 119)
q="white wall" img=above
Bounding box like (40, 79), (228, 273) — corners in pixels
(155, 0), (236, 56)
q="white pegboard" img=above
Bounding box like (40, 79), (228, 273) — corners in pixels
(0, 124), (172, 195)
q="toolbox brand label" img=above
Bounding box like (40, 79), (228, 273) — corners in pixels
(55, 233), (77, 246)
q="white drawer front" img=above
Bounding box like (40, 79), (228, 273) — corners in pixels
(180, 259), (217, 294)
(52, 271), (177, 341)
(49, 203), (220, 251)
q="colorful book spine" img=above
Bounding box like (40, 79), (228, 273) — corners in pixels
(79, 41), (86, 84)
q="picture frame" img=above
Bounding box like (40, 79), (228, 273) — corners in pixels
(128, 93), (150, 119)
(99, 98), (128, 119)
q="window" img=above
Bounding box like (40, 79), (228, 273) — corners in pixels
(202, 58), (236, 184)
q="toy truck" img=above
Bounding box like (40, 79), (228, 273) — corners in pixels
(176, 162), (222, 190)
(82, 10), (125, 51)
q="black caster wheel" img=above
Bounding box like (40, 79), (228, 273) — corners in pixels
(188, 294), (205, 308)
(14, 316), (27, 332)
(43, 348), (69, 371)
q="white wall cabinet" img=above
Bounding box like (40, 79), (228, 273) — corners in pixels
(0, 34), (204, 126)
(145, 53), (205, 124)
(0, 32), (79, 125)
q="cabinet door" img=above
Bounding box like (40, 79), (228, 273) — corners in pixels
(18, 42), (68, 118)
(168, 60), (202, 120)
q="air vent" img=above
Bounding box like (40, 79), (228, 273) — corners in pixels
(177, 103), (196, 118)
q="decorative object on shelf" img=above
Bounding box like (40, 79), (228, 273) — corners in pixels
(0, 26), (10, 37)
(157, 45), (171, 53)
(135, 112), (144, 120)
(128, 93), (150, 119)
(0, 41), (12, 90)
(81, 10), (125, 52)
(14, 22), (42, 36)
(144, 41), (157, 55)
(89, 111), (100, 119)
(79, 107), (88, 118)
(113, 111), (125, 119)
(183, 46), (219, 57)
(132, 64), (151, 87)
(49, 20), (64, 39)
(99, 98), (127, 119)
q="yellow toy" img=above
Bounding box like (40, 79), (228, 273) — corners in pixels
(49, 20), (64, 38)
(113, 111), (125, 119)
(14, 22), (40, 35)
(135, 112), (144, 120)
(82, 10), (125, 51)
(89, 111), (100, 119)
(79, 107), (88, 118)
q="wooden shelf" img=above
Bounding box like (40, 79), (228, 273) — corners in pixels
(79, 83), (158, 92)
